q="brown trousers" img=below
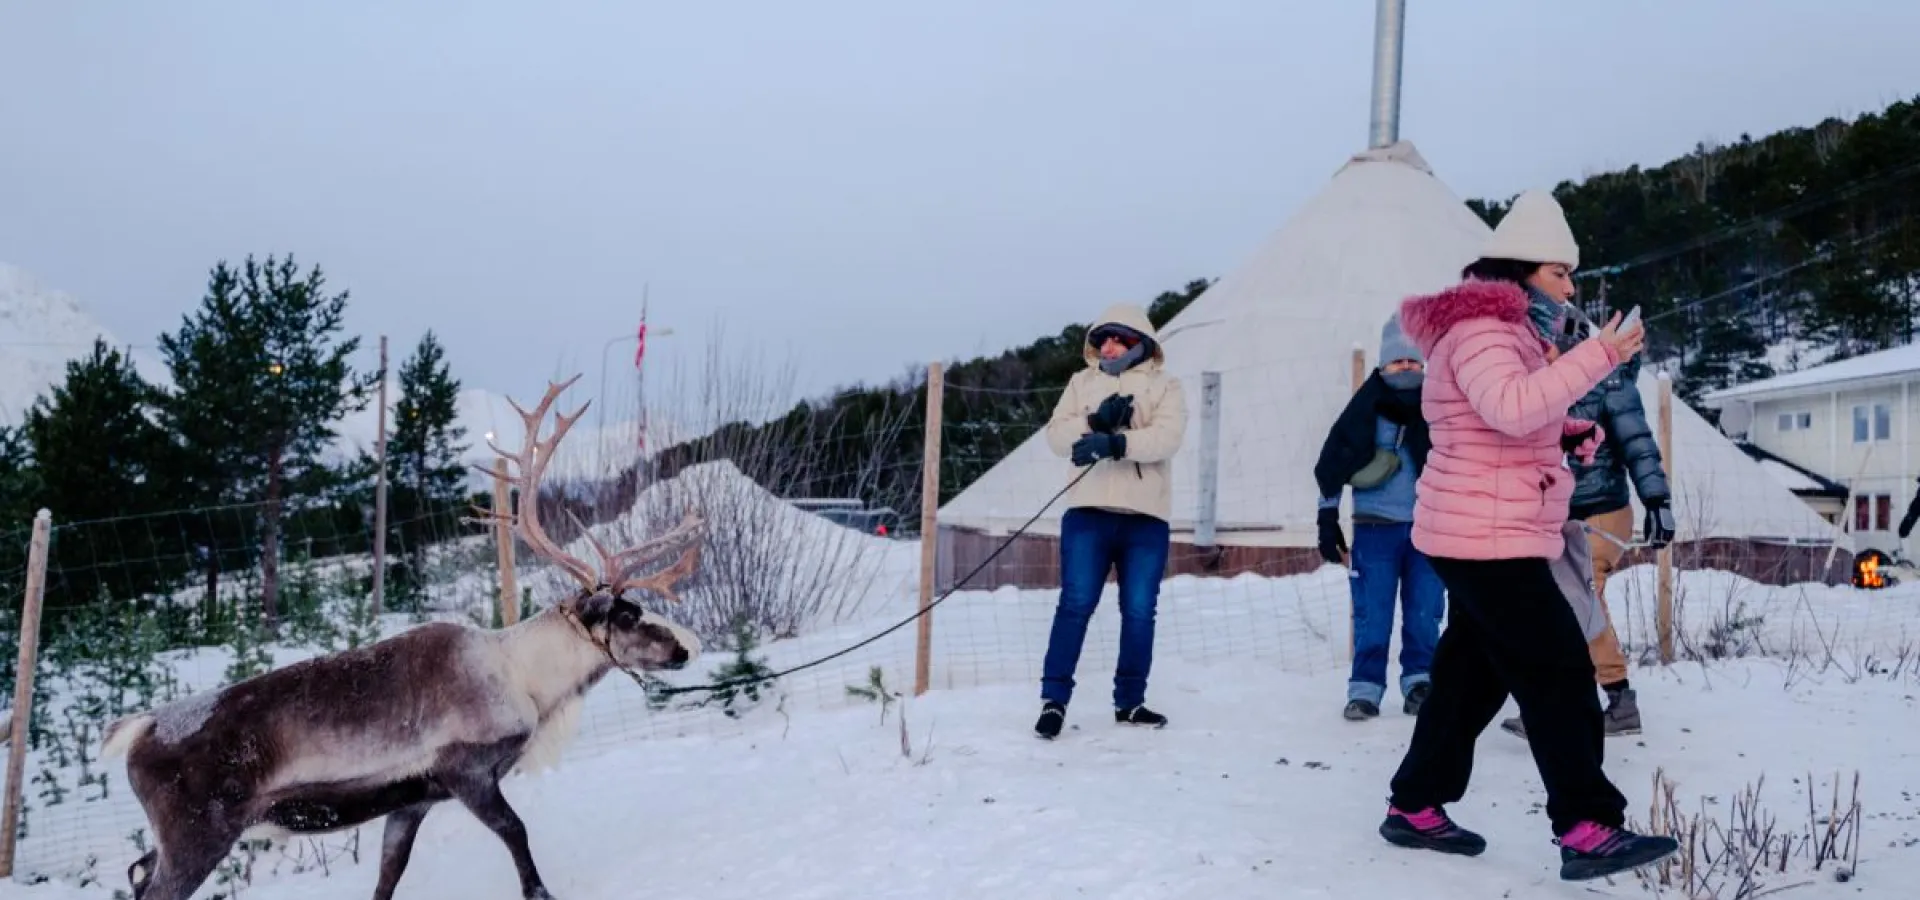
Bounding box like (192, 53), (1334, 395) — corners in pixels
(1582, 506), (1633, 685)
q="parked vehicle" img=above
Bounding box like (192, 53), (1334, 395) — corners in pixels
(787, 498), (904, 538)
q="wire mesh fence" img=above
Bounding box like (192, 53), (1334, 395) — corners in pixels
(3, 351), (1919, 890)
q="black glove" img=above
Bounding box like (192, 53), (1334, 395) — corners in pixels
(1316, 505), (1348, 566)
(1643, 497), (1675, 550)
(1071, 432), (1126, 467)
(1087, 393), (1134, 434)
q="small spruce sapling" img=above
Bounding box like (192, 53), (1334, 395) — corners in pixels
(845, 665), (899, 726)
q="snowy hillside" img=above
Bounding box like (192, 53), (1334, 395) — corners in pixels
(0, 262), (169, 425)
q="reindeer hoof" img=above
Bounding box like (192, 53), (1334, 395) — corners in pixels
(526, 887), (556, 900)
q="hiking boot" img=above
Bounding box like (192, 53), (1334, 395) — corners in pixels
(1556, 821), (1679, 881)
(1504, 691), (1637, 740)
(1602, 686), (1642, 736)
(1403, 681), (1431, 716)
(1379, 805), (1488, 856)
(1343, 699), (1379, 721)
(1115, 705), (1167, 728)
(1034, 702), (1065, 740)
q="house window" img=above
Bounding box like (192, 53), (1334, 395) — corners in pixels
(1777, 411), (1812, 431)
(1852, 404), (1892, 443)
(1853, 494), (1893, 532)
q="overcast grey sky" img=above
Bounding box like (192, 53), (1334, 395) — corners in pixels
(3, 1), (1917, 416)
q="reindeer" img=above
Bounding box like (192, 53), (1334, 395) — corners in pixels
(99, 375), (707, 900)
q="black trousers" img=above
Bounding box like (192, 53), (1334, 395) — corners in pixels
(1387, 556), (1628, 835)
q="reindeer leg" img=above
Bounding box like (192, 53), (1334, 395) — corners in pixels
(126, 849), (158, 899)
(444, 770), (551, 899)
(371, 802), (436, 900)
(131, 825), (241, 900)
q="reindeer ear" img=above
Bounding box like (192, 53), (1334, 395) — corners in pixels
(574, 593), (616, 629)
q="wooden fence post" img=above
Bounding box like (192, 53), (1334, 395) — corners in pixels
(1656, 372), (1675, 664)
(915, 362), (944, 696)
(0, 509), (53, 877)
(493, 459), (520, 627)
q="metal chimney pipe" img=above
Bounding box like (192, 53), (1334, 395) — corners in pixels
(1368, 0), (1406, 149)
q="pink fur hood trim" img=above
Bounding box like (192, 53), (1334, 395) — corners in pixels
(1397, 278), (1534, 358)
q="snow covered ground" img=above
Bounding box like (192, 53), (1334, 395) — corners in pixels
(3, 651), (1912, 900)
(5, 536), (1918, 899)
(4, 461), (1917, 898)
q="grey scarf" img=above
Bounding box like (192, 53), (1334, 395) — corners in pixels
(1098, 340), (1151, 376)
(1525, 285), (1590, 355)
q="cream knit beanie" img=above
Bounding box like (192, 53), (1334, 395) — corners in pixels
(1480, 189), (1580, 268)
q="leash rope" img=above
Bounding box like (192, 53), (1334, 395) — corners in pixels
(607, 463), (1099, 701)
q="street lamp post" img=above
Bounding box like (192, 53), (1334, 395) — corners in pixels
(596, 326), (674, 480)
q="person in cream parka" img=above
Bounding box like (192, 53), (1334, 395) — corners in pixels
(1032, 302), (1188, 740)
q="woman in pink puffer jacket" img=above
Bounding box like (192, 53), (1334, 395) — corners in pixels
(1370, 274), (1680, 882)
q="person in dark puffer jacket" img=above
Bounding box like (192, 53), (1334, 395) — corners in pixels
(1455, 191), (1676, 740)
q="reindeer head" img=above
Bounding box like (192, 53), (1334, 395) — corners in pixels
(479, 374), (706, 673)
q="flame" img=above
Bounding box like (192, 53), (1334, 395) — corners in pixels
(1855, 553), (1888, 589)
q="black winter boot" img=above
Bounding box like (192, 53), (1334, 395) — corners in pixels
(1034, 702), (1065, 740)
(1403, 681), (1431, 716)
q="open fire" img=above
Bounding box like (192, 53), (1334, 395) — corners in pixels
(1852, 549), (1893, 590)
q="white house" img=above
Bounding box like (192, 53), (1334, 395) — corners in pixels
(1702, 343), (1920, 551)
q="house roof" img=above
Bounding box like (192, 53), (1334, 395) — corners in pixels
(1703, 342), (1920, 406)
(1734, 442), (1850, 498)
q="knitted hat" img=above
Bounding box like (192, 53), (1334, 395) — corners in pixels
(1480, 189), (1580, 268)
(1378, 312), (1422, 367)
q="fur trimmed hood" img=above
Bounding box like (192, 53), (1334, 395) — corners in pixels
(1397, 278), (1534, 357)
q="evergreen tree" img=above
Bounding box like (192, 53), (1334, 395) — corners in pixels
(22, 339), (178, 610)
(381, 330), (469, 607)
(0, 425), (39, 611)
(156, 255), (374, 630)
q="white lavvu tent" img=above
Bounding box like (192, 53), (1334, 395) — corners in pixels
(938, 141), (1848, 579)
(940, 141), (1488, 546)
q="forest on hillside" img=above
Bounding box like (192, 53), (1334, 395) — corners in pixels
(1476, 95), (1920, 397)
(631, 93), (1920, 521)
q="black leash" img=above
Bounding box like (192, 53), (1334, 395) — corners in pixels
(634, 464), (1099, 700)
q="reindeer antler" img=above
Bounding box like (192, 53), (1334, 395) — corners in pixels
(476, 375), (710, 603)
(476, 375), (599, 594)
(606, 513), (707, 600)
(620, 544), (703, 604)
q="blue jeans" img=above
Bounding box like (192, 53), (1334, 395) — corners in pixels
(1040, 507), (1171, 709)
(1348, 521), (1446, 705)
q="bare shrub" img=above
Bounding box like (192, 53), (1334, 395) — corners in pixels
(575, 326), (915, 646)
(1634, 767), (1863, 898)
